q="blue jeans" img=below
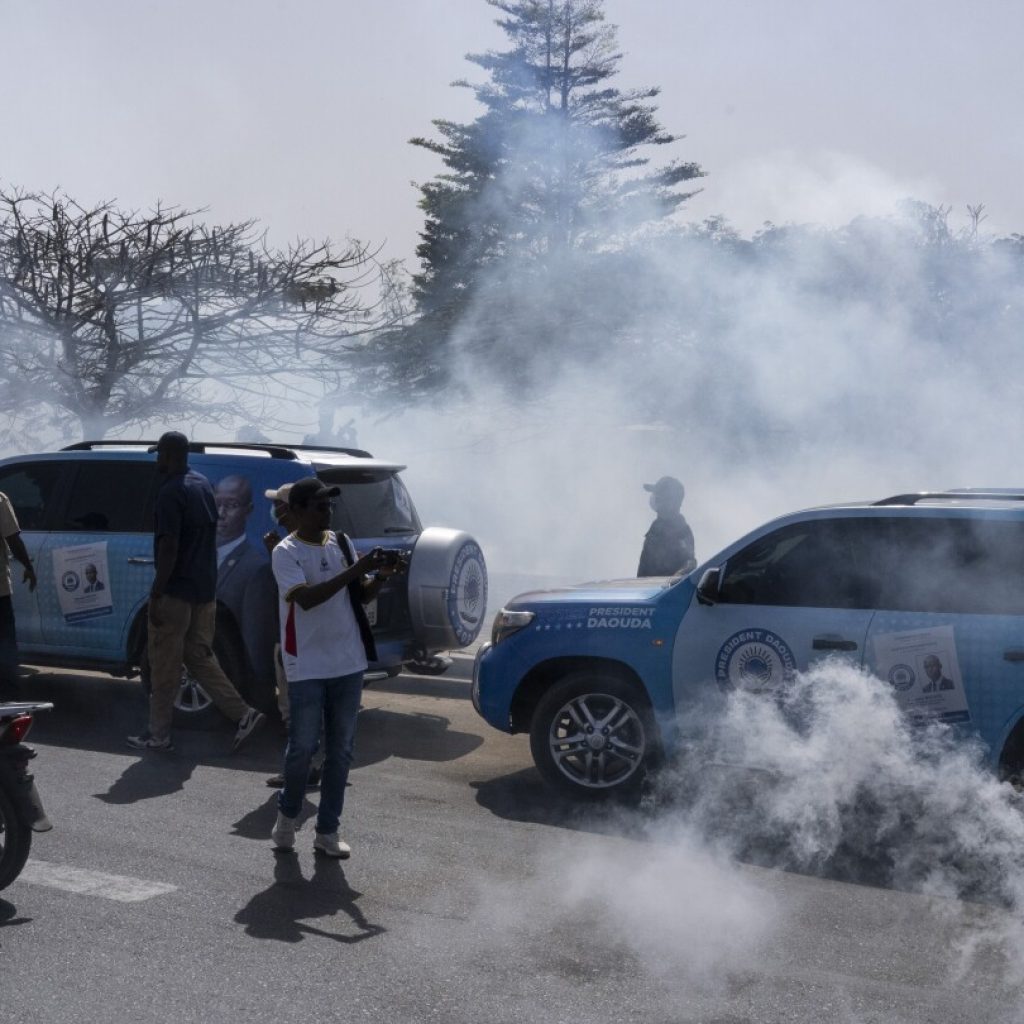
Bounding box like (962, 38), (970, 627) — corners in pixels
(278, 671), (363, 835)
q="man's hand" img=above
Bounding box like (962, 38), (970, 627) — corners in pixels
(368, 547), (408, 577)
(22, 564), (37, 592)
(263, 530), (281, 557)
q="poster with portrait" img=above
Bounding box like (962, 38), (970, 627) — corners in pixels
(211, 471), (278, 693)
(871, 625), (970, 724)
(52, 541), (113, 623)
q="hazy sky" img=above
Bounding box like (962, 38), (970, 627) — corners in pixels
(4, 0), (1022, 269)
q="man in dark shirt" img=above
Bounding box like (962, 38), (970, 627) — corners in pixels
(127, 431), (265, 751)
(637, 475), (697, 578)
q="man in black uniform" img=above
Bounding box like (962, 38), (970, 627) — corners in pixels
(637, 476), (696, 577)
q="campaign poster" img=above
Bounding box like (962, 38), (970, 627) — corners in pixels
(871, 625), (970, 724)
(52, 541), (114, 623)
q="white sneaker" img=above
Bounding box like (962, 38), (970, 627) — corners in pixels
(313, 832), (351, 859)
(271, 811), (299, 851)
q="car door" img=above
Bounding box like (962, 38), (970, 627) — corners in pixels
(862, 514), (1024, 767)
(38, 459), (158, 656)
(0, 460), (70, 647)
(672, 516), (879, 722)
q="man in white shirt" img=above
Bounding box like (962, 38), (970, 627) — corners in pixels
(269, 476), (403, 858)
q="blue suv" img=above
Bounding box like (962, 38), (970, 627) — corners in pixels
(1, 441), (487, 725)
(473, 492), (1024, 798)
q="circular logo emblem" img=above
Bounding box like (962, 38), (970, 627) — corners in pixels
(446, 542), (487, 647)
(715, 630), (796, 692)
(61, 571), (80, 592)
(887, 663), (917, 692)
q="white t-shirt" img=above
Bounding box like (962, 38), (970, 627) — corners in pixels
(271, 530), (368, 682)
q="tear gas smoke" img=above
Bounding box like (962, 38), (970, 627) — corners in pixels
(669, 660), (1024, 910)
(413, 661), (1024, 1018)
(365, 174), (1024, 597)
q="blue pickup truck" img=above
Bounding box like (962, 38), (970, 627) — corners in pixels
(473, 492), (1024, 798)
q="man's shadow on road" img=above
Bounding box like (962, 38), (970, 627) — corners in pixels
(93, 750), (199, 804)
(235, 853), (384, 944)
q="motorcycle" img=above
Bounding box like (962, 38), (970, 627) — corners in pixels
(0, 702), (53, 891)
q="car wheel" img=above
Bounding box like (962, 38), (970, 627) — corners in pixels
(529, 671), (655, 800)
(138, 625), (247, 731)
(406, 529), (488, 650)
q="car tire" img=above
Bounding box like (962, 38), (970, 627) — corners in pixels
(406, 529), (488, 651)
(0, 779), (32, 892)
(529, 671), (656, 801)
(138, 621), (248, 731)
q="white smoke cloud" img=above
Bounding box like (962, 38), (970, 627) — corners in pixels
(699, 150), (947, 234)
(402, 660), (1024, 1018)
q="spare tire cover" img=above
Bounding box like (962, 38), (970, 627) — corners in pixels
(406, 528), (488, 651)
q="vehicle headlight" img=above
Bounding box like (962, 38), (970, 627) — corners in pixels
(491, 608), (535, 646)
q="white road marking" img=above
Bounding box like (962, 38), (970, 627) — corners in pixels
(16, 860), (177, 902)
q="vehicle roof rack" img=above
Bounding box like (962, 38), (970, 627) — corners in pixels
(289, 443), (373, 459)
(874, 491), (1024, 506)
(60, 440), (373, 461)
(63, 440), (299, 460)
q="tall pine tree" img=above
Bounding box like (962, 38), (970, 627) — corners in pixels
(376, 0), (704, 396)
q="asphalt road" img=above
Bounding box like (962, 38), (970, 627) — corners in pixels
(3, 659), (1024, 1024)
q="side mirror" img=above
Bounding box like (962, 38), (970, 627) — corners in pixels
(696, 567), (721, 606)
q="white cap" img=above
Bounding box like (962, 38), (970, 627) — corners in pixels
(264, 482), (293, 502)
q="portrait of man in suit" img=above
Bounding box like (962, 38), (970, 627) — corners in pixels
(921, 653), (955, 693)
(214, 475), (276, 694)
(83, 563), (105, 593)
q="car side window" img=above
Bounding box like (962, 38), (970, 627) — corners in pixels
(59, 462), (158, 533)
(719, 519), (875, 609)
(879, 518), (1024, 615)
(0, 462), (67, 531)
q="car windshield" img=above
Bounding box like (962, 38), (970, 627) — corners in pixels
(318, 469), (421, 538)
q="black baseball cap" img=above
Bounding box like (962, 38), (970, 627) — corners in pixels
(287, 477), (341, 507)
(644, 475), (685, 503)
(148, 430), (190, 454)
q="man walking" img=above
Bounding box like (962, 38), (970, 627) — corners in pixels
(0, 491), (38, 700)
(128, 431), (265, 751)
(270, 477), (402, 858)
(637, 475), (697, 578)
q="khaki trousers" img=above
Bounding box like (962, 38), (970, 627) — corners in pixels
(148, 596), (248, 740)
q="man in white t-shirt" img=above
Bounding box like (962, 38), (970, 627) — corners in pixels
(269, 476), (404, 858)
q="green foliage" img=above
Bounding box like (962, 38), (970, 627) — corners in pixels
(373, 0), (704, 398)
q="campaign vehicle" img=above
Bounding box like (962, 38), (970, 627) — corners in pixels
(0, 441), (487, 725)
(473, 492), (1024, 798)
